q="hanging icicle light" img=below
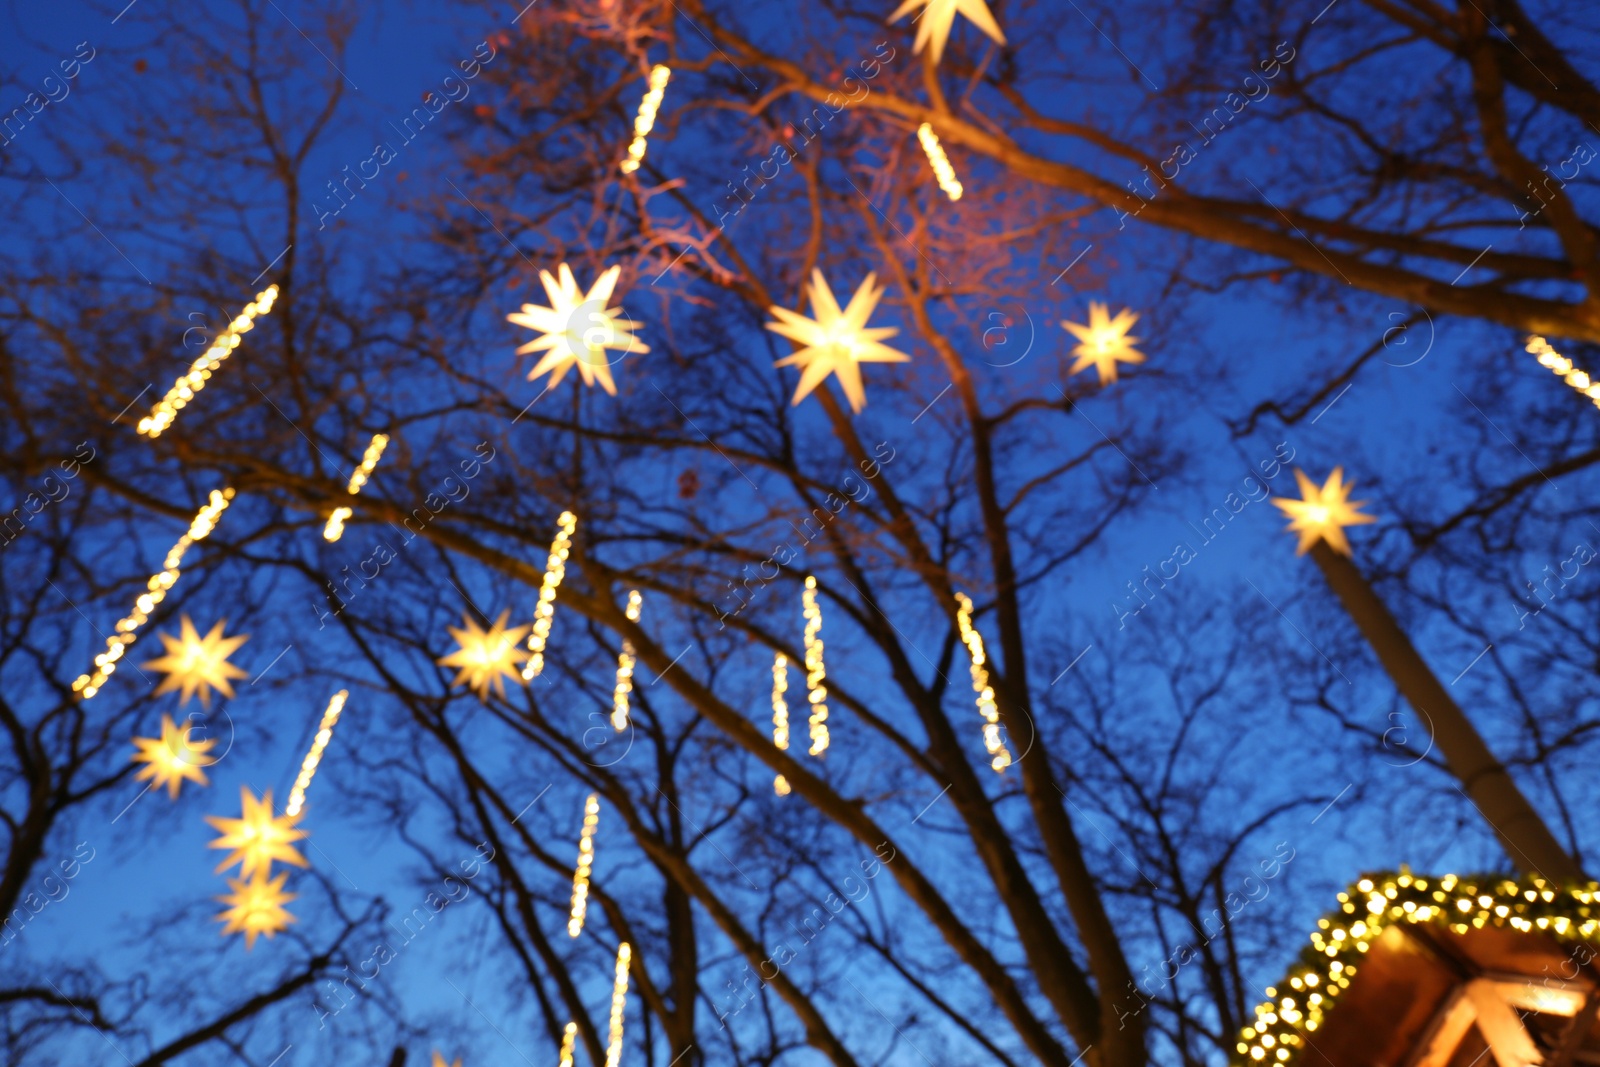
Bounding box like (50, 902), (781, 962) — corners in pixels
(568, 792), (599, 937)
(619, 65), (671, 174)
(324, 433), (390, 542)
(917, 123), (964, 201)
(772, 652), (791, 795)
(559, 1023), (577, 1067)
(954, 592), (1012, 772)
(284, 689), (349, 817)
(611, 591), (643, 731)
(1526, 335), (1600, 412)
(72, 488), (235, 700)
(523, 511), (577, 680)
(802, 576), (829, 756)
(607, 942), (632, 1067)
(138, 286), (279, 437)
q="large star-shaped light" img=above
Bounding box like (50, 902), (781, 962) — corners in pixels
(206, 787), (309, 879)
(1062, 302), (1145, 385)
(507, 263), (649, 396)
(889, 0), (1006, 65)
(131, 713), (217, 798)
(216, 869), (296, 949)
(766, 269), (911, 414)
(145, 615), (249, 707)
(438, 610), (532, 701)
(1271, 467), (1377, 556)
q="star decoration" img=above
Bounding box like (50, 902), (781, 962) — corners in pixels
(433, 1055), (463, 1067)
(215, 869), (295, 949)
(889, 0), (1006, 65)
(507, 263), (649, 396)
(206, 787), (309, 879)
(1271, 467), (1377, 556)
(144, 615), (249, 707)
(130, 713), (217, 798)
(765, 269), (911, 414)
(438, 610), (532, 701)
(1061, 302), (1145, 385)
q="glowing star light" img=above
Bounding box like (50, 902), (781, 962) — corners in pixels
(438, 610), (532, 701)
(772, 652), (791, 796)
(507, 264), (649, 396)
(611, 591), (643, 731)
(1271, 467), (1376, 556)
(215, 869), (295, 949)
(569, 792), (599, 937)
(889, 0), (1006, 65)
(284, 689), (348, 817)
(620, 65), (671, 174)
(207, 787), (308, 880)
(917, 123), (963, 201)
(766, 269), (911, 414)
(802, 577), (829, 756)
(607, 942), (632, 1067)
(523, 511), (577, 680)
(1062, 302), (1145, 385)
(954, 593), (1012, 772)
(130, 713), (218, 798)
(324, 433), (390, 542)
(72, 488), (234, 700)
(145, 615), (250, 708)
(139, 285), (279, 437)
(1526, 335), (1600, 413)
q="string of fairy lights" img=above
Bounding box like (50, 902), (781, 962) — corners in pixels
(955, 593), (1013, 773)
(772, 652), (791, 796)
(917, 123), (963, 201)
(569, 793), (600, 937)
(523, 511), (576, 680)
(138, 286), (279, 438)
(1525, 335), (1600, 412)
(802, 576), (830, 756)
(611, 591), (644, 730)
(607, 942), (633, 1067)
(619, 65), (671, 175)
(324, 432), (390, 542)
(284, 689), (348, 817)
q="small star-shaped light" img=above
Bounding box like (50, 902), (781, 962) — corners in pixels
(145, 615), (249, 707)
(766, 269), (911, 414)
(432, 1054), (463, 1067)
(889, 0), (1006, 65)
(216, 869), (296, 949)
(131, 713), (217, 798)
(1272, 467), (1377, 556)
(206, 787), (309, 879)
(1062, 302), (1145, 385)
(438, 610), (532, 701)
(507, 263), (649, 396)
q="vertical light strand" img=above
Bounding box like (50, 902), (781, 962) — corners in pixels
(802, 576), (829, 756)
(558, 1022), (577, 1067)
(606, 942), (632, 1067)
(619, 65), (671, 174)
(284, 689), (349, 817)
(522, 511), (577, 680)
(917, 123), (964, 201)
(955, 592), (1012, 772)
(611, 591), (643, 730)
(568, 792), (599, 937)
(72, 488), (236, 700)
(1526, 335), (1600, 411)
(772, 652), (791, 796)
(324, 433), (390, 542)
(138, 286), (279, 437)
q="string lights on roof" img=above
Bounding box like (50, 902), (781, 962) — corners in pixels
(955, 592), (1012, 773)
(1526, 335), (1600, 412)
(324, 433), (389, 542)
(802, 577), (829, 756)
(607, 942), (632, 1067)
(568, 793), (600, 937)
(917, 123), (964, 201)
(72, 488), (235, 700)
(138, 286), (278, 437)
(284, 689), (348, 818)
(619, 65), (671, 174)
(523, 511), (577, 680)
(772, 652), (791, 796)
(611, 591), (643, 731)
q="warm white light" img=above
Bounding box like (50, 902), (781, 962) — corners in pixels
(559, 1023), (576, 1067)
(1527, 335), (1600, 410)
(765, 270), (911, 414)
(284, 689), (348, 817)
(619, 65), (671, 174)
(523, 511), (577, 680)
(139, 286), (278, 437)
(607, 942), (632, 1067)
(568, 792), (599, 937)
(772, 652), (791, 796)
(917, 123), (963, 201)
(802, 577), (829, 756)
(612, 591), (643, 730)
(324, 433), (389, 542)
(955, 592), (1012, 772)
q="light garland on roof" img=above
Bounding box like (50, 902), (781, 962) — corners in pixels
(1232, 870), (1600, 1067)
(284, 689), (348, 817)
(611, 591), (642, 731)
(917, 123), (964, 201)
(607, 942), (632, 1067)
(772, 652), (791, 796)
(955, 592), (1012, 772)
(1526, 335), (1600, 412)
(324, 433), (389, 542)
(619, 65), (670, 175)
(802, 577), (829, 756)
(138, 286), (278, 437)
(523, 511), (577, 680)
(72, 488), (235, 700)
(568, 792), (599, 937)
